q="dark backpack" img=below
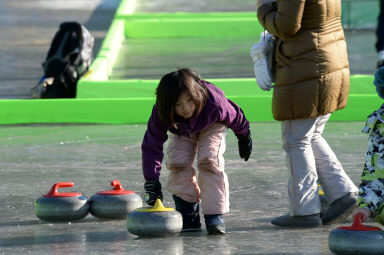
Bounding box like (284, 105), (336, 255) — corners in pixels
(39, 21), (94, 98)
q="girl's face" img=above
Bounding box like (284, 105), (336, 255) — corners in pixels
(175, 91), (196, 119)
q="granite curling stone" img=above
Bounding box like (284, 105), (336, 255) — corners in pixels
(328, 213), (384, 255)
(35, 182), (89, 221)
(127, 199), (183, 237)
(90, 179), (142, 219)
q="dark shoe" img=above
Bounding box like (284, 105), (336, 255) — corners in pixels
(322, 192), (357, 225)
(181, 224), (202, 232)
(181, 217), (202, 232)
(204, 214), (226, 235)
(172, 195), (201, 232)
(271, 213), (321, 228)
(206, 224), (226, 235)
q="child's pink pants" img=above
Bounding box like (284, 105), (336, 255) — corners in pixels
(166, 123), (229, 215)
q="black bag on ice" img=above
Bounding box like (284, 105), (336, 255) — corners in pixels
(39, 21), (94, 98)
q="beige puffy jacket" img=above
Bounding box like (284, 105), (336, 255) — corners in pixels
(257, 0), (350, 121)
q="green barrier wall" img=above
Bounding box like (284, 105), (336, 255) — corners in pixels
(0, 98), (155, 124)
(0, 86), (380, 124)
(0, 74), (380, 124)
(0, 0), (380, 125)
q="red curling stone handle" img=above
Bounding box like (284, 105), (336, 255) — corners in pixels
(96, 179), (134, 195)
(43, 182), (82, 197)
(111, 180), (123, 191)
(338, 213), (382, 231)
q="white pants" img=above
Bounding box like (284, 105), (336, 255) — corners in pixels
(282, 114), (358, 216)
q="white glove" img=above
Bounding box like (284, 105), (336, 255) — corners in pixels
(253, 57), (273, 91)
(250, 31), (274, 61)
(250, 31), (275, 91)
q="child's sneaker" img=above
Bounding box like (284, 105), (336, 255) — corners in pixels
(204, 214), (226, 235)
(172, 195), (201, 232)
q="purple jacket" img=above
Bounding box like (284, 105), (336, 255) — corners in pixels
(141, 81), (250, 181)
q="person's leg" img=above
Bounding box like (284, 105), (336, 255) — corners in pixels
(172, 194), (201, 231)
(311, 114), (358, 224)
(283, 117), (321, 216)
(271, 117), (322, 227)
(360, 123), (384, 225)
(166, 133), (201, 231)
(197, 123), (228, 234)
(311, 114), (358, 203)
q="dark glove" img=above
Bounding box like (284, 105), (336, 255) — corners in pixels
(237, 130), (252, 161)
(144, 181), (163, 206)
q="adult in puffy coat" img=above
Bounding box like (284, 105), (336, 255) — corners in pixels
(256, 0), (358, 227)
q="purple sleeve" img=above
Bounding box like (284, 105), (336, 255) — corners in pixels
(220, 98), (250, 137)
(141, 105), (169, 181)
(202, 81), (250, 137)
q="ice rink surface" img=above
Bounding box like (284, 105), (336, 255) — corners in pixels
(0, 122), (377, 255)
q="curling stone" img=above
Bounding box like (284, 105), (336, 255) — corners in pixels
(34, 182), (89, 221)
(90, 179), (142, 219)
(127, 199), (183, 237)
(328, 213), (384, 255)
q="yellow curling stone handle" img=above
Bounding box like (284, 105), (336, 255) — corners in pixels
(136, 199), (175, 212)
(318, 184), (325, 196)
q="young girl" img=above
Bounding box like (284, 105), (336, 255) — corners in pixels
(141, 68), (252, 234)
(352, 67), (384, 225)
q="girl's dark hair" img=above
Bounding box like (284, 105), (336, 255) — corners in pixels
(156, 68), (208, 126)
